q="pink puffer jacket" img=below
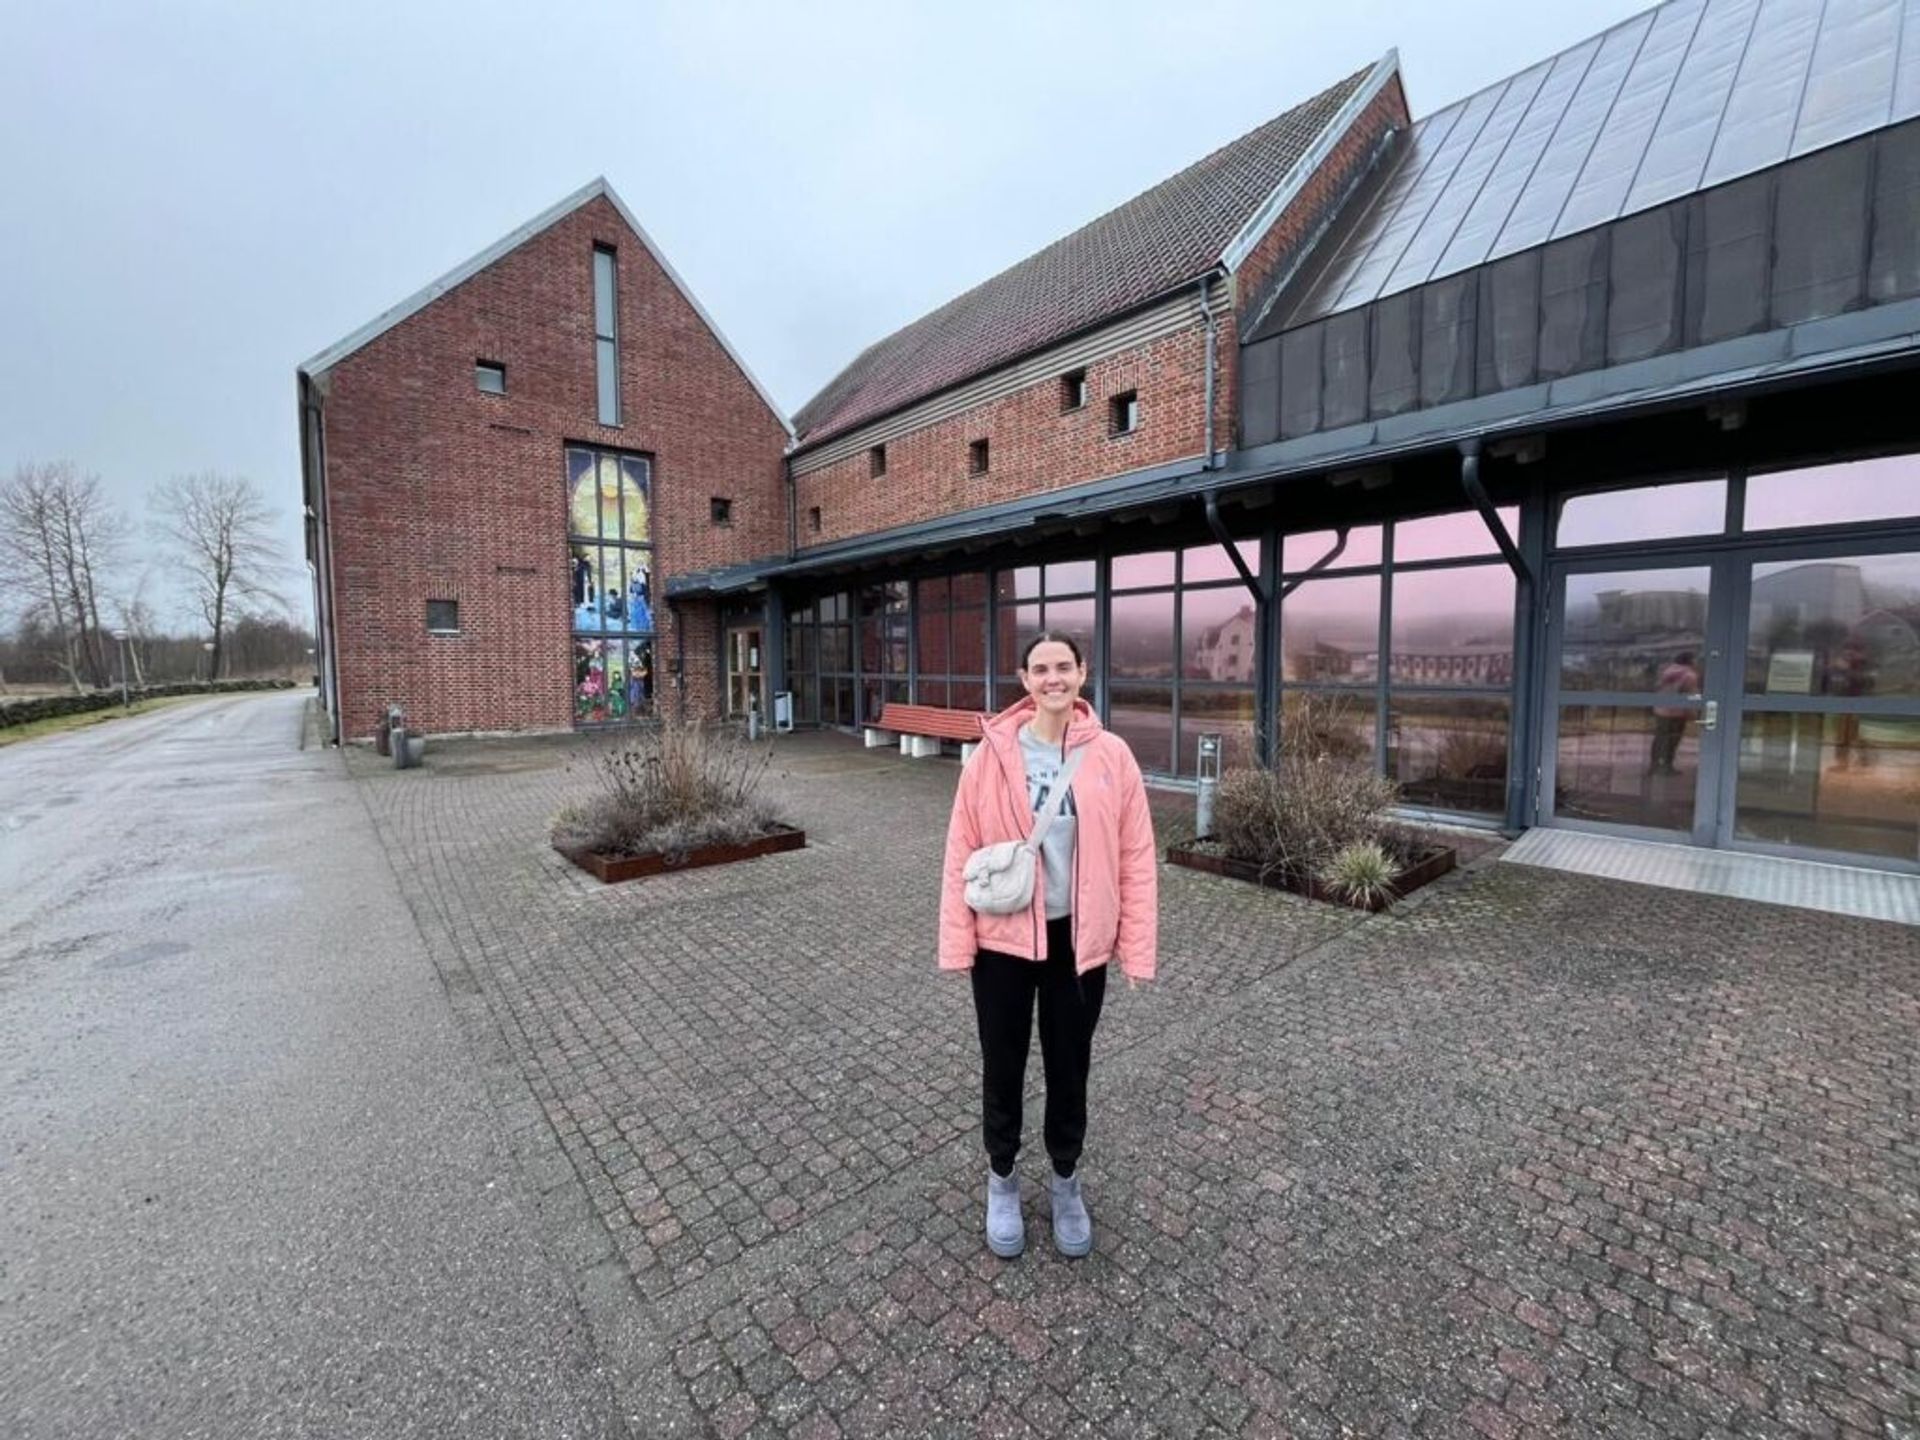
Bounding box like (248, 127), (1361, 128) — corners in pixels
(938, 697), (1159, 980)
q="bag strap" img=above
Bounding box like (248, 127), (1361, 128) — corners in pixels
(1026, 743), (1087, 852)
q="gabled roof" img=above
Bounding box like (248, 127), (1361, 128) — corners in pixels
(791, 56), (1398, 449)
(298, 177), (791, 437)
(1281, 0), (1920, 330)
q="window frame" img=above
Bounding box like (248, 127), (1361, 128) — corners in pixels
(1109, 390), (1140, 436)
(592, 245), (620, 426)
(475, 361), (506, 395)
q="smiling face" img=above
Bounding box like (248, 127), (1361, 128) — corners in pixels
(1020, 638), (1087, 719)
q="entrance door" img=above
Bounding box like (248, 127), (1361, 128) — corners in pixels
(1541, 560), (1736, 843)
(727, 628), (764, 720)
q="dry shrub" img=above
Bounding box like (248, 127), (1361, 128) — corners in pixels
(1320, 840), (1401, 908)
(1212, 693), (1400, 877)
(553, 713), (786, 861)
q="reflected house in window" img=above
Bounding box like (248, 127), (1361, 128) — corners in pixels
(1188, 604), (1256, 682)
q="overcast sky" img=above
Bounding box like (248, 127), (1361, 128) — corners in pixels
(0, 0), (1651, 627)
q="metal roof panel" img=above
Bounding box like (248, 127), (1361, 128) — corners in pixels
(1284, 0), (1920, 329)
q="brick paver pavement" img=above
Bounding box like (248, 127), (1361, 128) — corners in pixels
(348, 731), (1918, 1439)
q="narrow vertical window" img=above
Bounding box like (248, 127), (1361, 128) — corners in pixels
(593, 246), (620, 426)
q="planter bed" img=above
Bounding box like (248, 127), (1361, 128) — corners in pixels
(556, 824), (806, 884)
(1165, 839), (1455, 912)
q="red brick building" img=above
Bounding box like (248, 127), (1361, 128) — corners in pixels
(299, 179), (789, 742)
(298, 8), (1920, 875)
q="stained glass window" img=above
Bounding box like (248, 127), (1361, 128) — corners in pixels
(567, 447), (655, 723)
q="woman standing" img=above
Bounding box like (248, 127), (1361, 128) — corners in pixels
(939, 632), (1158, 1258)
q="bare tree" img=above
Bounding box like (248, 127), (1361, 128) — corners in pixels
(0, 461), (125, 690)
(151, 473), (284, 681)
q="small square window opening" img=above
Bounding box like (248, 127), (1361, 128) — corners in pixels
(869, 445), (887, 478)
(475, 361), (506, 394)
(968, 438), (990, 475)
(426, 599), (460, 633)
(1061, 369), (1088, 411)
(1109, 391), (1139, 435)
(710, 496), (733, 526)
(808, 506), (822, 533)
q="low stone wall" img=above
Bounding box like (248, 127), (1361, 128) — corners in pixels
(0, 678), (301, 728)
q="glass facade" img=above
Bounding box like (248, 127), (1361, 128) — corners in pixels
(567, 447), (653, 724)
(768, 448), (1916, 868)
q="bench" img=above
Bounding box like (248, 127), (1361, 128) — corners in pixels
(865, 702), (988, 760)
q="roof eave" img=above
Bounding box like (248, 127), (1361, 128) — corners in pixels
(296, 177), (793, 440)
(1219, 49), (1402, 275)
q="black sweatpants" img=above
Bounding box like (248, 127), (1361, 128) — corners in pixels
(970, 915), (1107, 1177)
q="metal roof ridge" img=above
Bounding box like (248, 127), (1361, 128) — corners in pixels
(297, 177), (793, 439)
(1218, 49), (1403, 273)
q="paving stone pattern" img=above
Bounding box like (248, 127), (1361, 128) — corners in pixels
(350, 732), (1919, 1439)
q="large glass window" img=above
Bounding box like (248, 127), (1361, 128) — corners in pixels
(1278, 507), (1519, 815)
(911, 572), (989, 712)
(1735, 712), (1920, 862)
(1745, 455), (1920, 532)
(1556, 480), (1728, 548)
(567, 447), (653, 724)
(993, 560), (1098, 708)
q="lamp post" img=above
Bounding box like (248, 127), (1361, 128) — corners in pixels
(201, 640), (216, 683)
(1195, 732), (1223, 841)
(111, 629), (129, 708)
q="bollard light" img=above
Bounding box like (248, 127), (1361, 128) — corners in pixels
(1195, 732), (1223, 840)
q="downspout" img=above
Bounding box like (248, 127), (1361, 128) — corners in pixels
(671, 598), (687, 720)
(1198, 276), (1218, 469)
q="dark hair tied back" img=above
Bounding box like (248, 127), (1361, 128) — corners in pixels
(1019, 630), (1086, 669)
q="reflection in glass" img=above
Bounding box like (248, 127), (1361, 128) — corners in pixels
(1735, 712), (1920, 861)
(950, 679), (987, 712)
(1556, 480), (1727, 548)
(1559, 568), (1710, 692)
(820, 623), (851, 672)
(1181, 540), (1259, 584)
(1046, 560), (1096, 595)
(1746, 552), (1920, 698)
(918, 576), (949, 611)
(1282, 525), (1383, 572)
(1388, 698), (1509, 814)
(995, 567), (1041, 602)
(1182, 586), (1258, 681)
(951, 606), (988, 676)
(1758, 456), (1920, 529)
(1112, 550), (1176, 589)
(1108, 683), (1174, 773)
(917, 603), (949, 673)
(1389, 565), (1515, 687)
(1043, 597), (1097, 655)
(1110, 592), (1175, 678)
(1393, 507), (1519, 563)
(951, 572), (988, 606)
(1280, 691), (1376, 767)
(995, 603), (1043, 671)
(1178, 688), (1256, 777)
(1554, 705), (1697, 830)
(1281, 575), (1380, 683)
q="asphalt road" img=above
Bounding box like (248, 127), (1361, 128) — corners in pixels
(0, 693), (626, 1439)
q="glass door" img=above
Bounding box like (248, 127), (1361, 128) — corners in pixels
(1723, 542), (1920, 868)
(726, 628), (764, 720)
(1542, 560), (1737, 843)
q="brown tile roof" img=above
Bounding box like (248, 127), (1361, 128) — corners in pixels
(792, 65), (1374, 449)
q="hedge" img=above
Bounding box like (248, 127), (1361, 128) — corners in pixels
(0, 678), (301, 728)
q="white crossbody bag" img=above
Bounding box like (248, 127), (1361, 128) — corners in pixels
(962, 744), (1086, 915)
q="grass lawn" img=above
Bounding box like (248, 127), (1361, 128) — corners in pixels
(0, 692), (212, 747)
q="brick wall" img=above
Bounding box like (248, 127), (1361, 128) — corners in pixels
(318, 194), (786, 740)
(793, 323), (1218, 548)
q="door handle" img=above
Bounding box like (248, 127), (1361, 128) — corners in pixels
(1702, 699), (1718, 732)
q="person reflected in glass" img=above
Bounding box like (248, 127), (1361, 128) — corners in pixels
(1832, 635), (1872, 769)
(1650, 650), (1700, 776)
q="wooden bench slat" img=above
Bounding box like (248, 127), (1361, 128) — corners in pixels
(877, 703), (986, 740)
